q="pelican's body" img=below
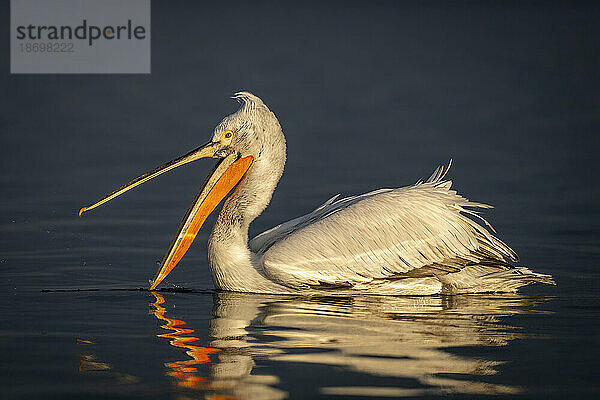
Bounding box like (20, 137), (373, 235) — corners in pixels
(80, 92), (554, 294)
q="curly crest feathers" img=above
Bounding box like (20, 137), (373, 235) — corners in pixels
(232, 91), (269, 113)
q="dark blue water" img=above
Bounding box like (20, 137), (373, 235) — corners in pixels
(2, 2), (599, 398)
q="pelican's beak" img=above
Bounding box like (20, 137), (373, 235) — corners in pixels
(149, 153), (253, 289)
(79, 142), (254, 290)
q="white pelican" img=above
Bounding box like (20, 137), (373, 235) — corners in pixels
(79, 92), (554, 295)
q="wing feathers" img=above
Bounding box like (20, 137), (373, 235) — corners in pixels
(256, 163), (518, 289)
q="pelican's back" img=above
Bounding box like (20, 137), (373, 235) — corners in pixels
(254, 164), (554, 294)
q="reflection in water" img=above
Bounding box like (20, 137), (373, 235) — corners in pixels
(149, 292), (549, 398)
(151, 292), (220, 390)
(76, 338), (140, 384)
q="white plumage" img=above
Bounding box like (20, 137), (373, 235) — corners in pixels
(207, 92), (554, 294)
(249, 162), (552, 295)
(80, 91), (555, 294)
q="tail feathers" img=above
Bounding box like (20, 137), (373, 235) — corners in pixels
(440, 265), (555, 294)
(488, 266), (555, 286)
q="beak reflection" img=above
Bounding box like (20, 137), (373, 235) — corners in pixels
(151, 292), (220, 389)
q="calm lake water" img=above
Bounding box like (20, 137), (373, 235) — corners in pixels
(2, 2), (599, 399)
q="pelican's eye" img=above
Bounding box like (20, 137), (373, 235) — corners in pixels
(220, 130), (233, 145)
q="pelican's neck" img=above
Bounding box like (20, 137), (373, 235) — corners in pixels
(207, 144), (288, 293)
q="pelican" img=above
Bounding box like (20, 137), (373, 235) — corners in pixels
(79, 92), (554, 295)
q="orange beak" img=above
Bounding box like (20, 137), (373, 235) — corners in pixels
(149, 154), (253, 289)
(79, 143), (253, 290)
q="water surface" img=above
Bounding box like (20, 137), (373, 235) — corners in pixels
(1, 2), (599, 398)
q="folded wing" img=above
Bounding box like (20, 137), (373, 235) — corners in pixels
(254, 164), (518, 289)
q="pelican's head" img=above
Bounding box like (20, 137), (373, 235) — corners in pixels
(78, 91), (285, 289)
(210, 92), (285, 163)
